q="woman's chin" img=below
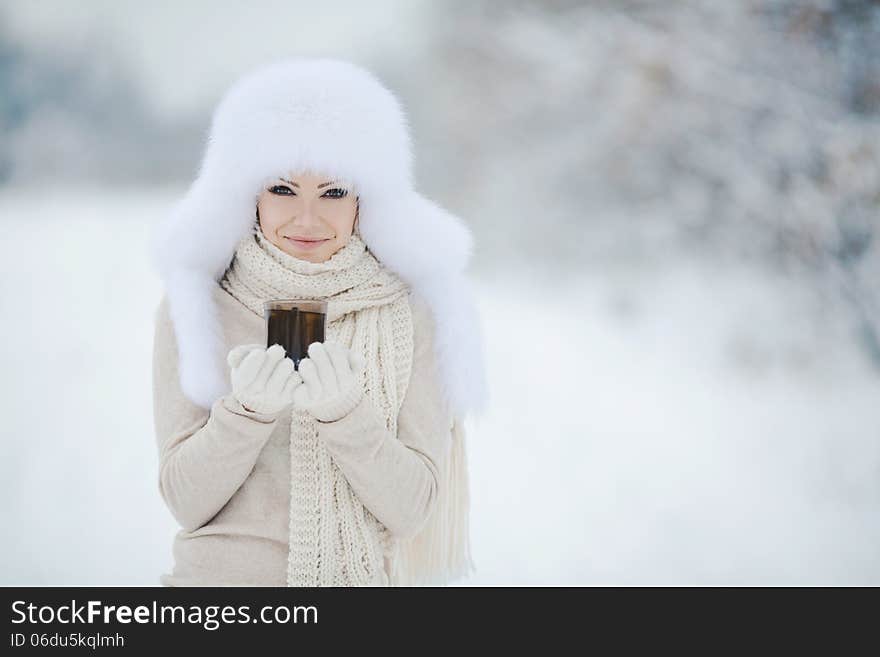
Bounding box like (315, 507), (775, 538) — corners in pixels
(281, 243), (331, 263)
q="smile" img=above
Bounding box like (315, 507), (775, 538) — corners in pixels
(285, 237), (330, 250)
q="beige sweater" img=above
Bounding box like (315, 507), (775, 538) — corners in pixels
(152, 283), (453, 586)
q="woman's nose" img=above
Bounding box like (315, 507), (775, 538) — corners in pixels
(293, 198), (323, 224)
(291, 210), (319, 226)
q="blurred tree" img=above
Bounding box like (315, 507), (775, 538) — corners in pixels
(408, 0), (880, 370)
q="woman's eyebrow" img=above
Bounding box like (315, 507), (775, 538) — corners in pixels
(280, 179), (337, 189)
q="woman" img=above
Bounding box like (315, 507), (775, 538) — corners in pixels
(150, 57), (489, 586)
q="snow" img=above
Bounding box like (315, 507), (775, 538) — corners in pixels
(1, 185), (877, 585)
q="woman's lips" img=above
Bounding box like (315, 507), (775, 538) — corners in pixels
(285, 237), (329, 250)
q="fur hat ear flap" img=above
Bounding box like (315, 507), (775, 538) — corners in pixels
(151, 164), (262, 284)
(358, 190), (488, 420)
(150, 177), (244, 411)
(162, 269), (230, 410)
(359, 191), (474, 285)
(414, 268), (490, 420)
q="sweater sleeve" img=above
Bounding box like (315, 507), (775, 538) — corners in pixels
(152, 296), (281, 532)
(314, 294), (453, 541)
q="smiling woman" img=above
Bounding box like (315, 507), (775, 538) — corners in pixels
(149, 56), (487, 588)
(256, 171), (360, 263)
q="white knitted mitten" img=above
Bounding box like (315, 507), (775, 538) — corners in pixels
(293, 340), (366, 422)
(227, 343), (302, 416)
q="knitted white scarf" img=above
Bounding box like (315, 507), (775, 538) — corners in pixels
(219, 227), (475, 586)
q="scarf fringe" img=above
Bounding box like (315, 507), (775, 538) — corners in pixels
(387, 416), (476, 586)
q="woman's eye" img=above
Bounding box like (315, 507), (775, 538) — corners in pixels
(269, 185), (295, 195)
(322, 188), (348, 199)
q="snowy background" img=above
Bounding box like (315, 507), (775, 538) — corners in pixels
(1, 0), (878, 585)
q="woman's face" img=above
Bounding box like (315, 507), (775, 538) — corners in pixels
(256, 171), (359, 263)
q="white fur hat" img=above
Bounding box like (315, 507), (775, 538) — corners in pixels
(149, 56), (489, 420)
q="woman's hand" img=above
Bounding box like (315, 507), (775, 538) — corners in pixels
(227, 343), (302, 416)
(294, 340), (366, 422)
